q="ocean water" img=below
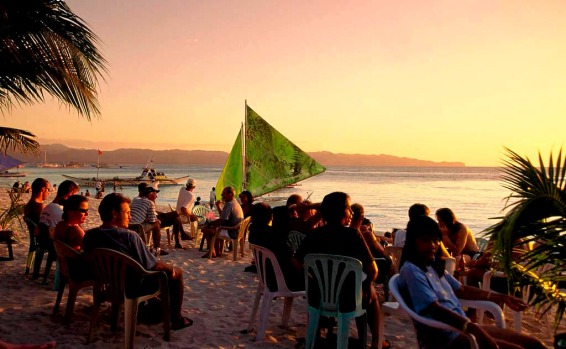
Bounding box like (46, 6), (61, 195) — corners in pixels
(1, 165), (512, 236)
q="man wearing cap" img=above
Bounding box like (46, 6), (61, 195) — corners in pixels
(129, 182), (168, 256)
(176, 179), (198, 222)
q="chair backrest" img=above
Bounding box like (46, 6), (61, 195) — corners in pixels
(384, 246), (403, 274)
(304, 254), (364, 315)
(476, 237), (489, 253)
(236, 217), (252, 240)
(192, 205), (211, 226)
(250, 243), (290, 293)
(85, 248), (161, 301)
(287, 230), (306, 253)
(54, 240), (82, 281)
(445, 257), (456, 276)
(389, 274), (458, 331)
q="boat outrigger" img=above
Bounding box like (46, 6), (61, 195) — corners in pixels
(62, 162), (188, 187)
(215, 101), (326, 199)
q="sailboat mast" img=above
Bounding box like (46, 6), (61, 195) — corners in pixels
(242, 100), (247, 192)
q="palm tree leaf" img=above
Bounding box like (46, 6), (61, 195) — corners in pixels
(0, 126), (39, 155)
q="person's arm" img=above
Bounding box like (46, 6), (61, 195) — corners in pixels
(454, 285), (528, 312)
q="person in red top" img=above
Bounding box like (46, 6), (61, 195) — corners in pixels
(54, 195), (89, 251)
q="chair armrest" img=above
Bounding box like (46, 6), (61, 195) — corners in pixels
(460, 299), (505, 328)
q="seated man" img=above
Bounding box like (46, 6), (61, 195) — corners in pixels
(129, 183), (168, 255)
(201, 186), (243, 258)
(398, 215), (545, 349)
(83, 193), (192, 330)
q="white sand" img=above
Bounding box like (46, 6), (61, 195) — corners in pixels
(0, 192), (560, 348)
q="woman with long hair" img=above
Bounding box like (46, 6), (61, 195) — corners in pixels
(436, 207), (479, 262)
(54, 195), (89, 251)
(398, 215), (544, 349)
(238, 190), (254, 218)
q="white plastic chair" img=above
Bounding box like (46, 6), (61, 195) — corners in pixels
(304, 254), (367, 349)
(210, 217), (251, 261)
(386, 274), (505, 349)
(247, 244), (305, 341)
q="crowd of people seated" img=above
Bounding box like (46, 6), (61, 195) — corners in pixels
(18, 177), (550, 349)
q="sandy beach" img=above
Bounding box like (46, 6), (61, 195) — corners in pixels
(0, 192), (561, 348)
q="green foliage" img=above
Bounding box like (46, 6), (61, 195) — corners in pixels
(0, 191), (25, 234)
(484, 147), (566, 329)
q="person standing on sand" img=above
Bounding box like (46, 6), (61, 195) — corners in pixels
(83, 193), (193, 331)
(209, 187), (215, 209)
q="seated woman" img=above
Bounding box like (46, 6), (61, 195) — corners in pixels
(398, 215), (545, 349)
(54, 194), (89, 251)
(436, 207), (479, 262)
(248, 202), (303, 291)
(238, 190), (254, 218)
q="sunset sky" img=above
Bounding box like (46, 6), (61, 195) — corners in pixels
(4, 0), (566, 166)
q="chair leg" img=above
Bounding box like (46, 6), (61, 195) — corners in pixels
(232, 238), (238, 261)
(199, 233), (206, 251)
(64, 284), (80, 325)
(166, 227), (172, 247)
(32, 248), (45, 280)
(240, 238), (246, 258)
(305, 309), (321, 349)
(209, 235), (217, 259)
(247, 287), (263, 332)
(281, 297), (294, 327)
(53, 278), (66, 315)
(6, 241), (13, 260)
(124, 299), (138, 349)
(88, 301), (101, 344)
(41, 252), (56, 285)
(25, 251), (35, 275)
(336, 315), (350, 349)
(255, 292), (274, 341)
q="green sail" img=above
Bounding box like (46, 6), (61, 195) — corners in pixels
(215, 129), (243, 200)
(245, 105), (326, 197)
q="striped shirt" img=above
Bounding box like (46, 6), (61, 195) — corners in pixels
(129, 196), (157, 225)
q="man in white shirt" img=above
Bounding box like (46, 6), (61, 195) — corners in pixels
(176, 178), (198, 221)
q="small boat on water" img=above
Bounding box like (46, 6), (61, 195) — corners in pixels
(0, 155), (26, 177)
(62, 164), (188, 187)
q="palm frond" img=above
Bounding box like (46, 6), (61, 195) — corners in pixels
(0, 0), (107, 118)
(0, 126), (39, 155)
(485, 147), (566, 328)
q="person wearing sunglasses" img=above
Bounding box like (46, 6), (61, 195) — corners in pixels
(54, 195), (89, 251)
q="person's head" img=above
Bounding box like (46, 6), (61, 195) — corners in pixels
(321, 191), (352, 226)
(196, 196), (201, 201)
(360, 217), (373, 233)
(212, 187), (215, 191)
(137, 182), (148, 195)
(286, 194), (303, 207)
(435, 207), (458, 231)
(221, 186), (236, 202)
(408, 203), (430, 220)
(351, 203), (364, 221)
(251, 202), (273, 227)
(31, 178), (50, 200)
(239, 190), (254, 206)
(62, 195), (89, 224)
(98, 193), (132, 228)
(186, 178), (196, 190)
(56, 180), (80, 201)
(400, 215), (445, 276)
(144, 182), (159, 200)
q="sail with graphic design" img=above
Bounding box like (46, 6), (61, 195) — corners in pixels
(216, 102), (326, 199)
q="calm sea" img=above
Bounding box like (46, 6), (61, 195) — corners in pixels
(1, 165), (512, 236)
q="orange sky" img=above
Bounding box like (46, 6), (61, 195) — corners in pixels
(4, 0), (566, 166)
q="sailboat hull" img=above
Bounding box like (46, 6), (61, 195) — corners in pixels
(62, 174), (188, 187)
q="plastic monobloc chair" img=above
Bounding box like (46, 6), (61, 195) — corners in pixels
(86, 248), (170, 349)
(387, 274), (506, 349)
(304, 254), (367, 349)
(247, 244), (305, 341)
(287, 230), (306, 254)
(210, 217), (252, 261)
(53, 240), (94, 324)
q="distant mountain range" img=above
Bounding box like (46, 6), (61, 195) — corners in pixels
(10, 144), (465, 167)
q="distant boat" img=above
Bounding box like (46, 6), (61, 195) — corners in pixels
(38, 151), (61, 168)
(0, 155), (26, 177)
(62, 162), (188, 187)
(215, 102), (326, 199)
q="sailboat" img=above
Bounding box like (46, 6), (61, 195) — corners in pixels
(215, 102), (326, 199)
(0, 154), (26, 177)
(38, 151), (61, 168)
